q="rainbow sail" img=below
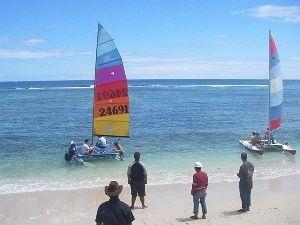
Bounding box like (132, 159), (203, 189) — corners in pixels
(93, 24), (130, 137)
(269, 31), (283, 132)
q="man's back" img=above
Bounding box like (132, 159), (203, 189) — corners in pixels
(129, 161), (146, 183)
(239, 161), (254, 188)
(192, 171), (208, 194)
(96, 198), (134, 225)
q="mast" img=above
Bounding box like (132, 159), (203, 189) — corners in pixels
(92, 23), (100, 144)
(268, 30), (271, 142)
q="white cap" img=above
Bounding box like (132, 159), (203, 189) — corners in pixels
(194, 162), (202, 168)
(70, 141), (75, 145)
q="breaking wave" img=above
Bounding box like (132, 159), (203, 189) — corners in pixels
(0, 166), (298, 195)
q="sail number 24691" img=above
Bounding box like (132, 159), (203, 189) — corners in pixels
(99, 105), (129, 117)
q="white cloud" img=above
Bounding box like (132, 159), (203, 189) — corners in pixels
(233, 5), (300, 23)
(122, 53), (267, 78)
(0, 49), (92, 59)
(22, 38), (46, 45)
(121, 53), (300, 79)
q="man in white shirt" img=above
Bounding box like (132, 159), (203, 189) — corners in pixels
(79, 139), (93, 155)
(96, 137), (107, 148)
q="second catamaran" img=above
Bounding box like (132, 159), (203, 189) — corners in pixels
(239, 31), (296, 155)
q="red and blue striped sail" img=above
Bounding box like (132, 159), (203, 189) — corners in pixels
(269, 31), (283, 132)
(93, 23), (130, 137)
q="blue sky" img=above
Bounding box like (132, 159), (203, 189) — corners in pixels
(0, 0), (299, 81)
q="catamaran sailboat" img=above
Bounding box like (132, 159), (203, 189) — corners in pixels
(70, 23), (130, 162)
(239, 31), (296, 155)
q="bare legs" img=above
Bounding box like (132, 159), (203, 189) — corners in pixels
(130, 196), (147, 209)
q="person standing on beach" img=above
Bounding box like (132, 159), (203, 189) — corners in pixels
(190, 162), (208, 219)
(237, 152), (254, 212)
(127, 152), (147, 209)
(95, 181), (135, 225)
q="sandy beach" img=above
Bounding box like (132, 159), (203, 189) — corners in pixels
(0, 174), (299, 225)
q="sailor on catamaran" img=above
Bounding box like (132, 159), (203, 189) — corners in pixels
(95, 136), (107, 148)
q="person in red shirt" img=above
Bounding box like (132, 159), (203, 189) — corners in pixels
(190, 162), (208, 219)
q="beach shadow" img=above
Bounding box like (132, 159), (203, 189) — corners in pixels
(176, 217), (197, 222)
(222, 210), (245, 216)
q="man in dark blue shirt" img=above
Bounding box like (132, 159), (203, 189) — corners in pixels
(95, 181), (135, 225)
(237, 152), (254, 212)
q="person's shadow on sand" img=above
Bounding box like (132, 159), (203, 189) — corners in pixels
(176, 217), (202, 222)
(222, 210), (245, 216)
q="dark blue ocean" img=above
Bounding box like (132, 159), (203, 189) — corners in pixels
(0, 79), (299, 194)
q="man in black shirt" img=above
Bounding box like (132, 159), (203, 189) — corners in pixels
(64, 141), (77, 161)
(237, 152), (254, 212)
(95, 181), (135, 225)
(127, 152), (147, 209)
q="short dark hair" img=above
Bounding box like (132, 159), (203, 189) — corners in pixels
(241, 152), (247, 160)
(85, 139), (89, 143)
(134, 152), (140, 161)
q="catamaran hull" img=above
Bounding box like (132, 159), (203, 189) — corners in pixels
(239, 140), (264, 155)
(74, 153), (123, 162)
(239, 140), (296, 155)
(264, 143), (296, 155)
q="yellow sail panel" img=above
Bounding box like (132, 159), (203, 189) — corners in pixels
(94, 113), (129, 122)
(93, 120), (130, 137)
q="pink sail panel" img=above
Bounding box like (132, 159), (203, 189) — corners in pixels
(95, 64), (126, 86)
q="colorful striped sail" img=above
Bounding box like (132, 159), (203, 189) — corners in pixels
(93, 24), (130, 137)
(269, 31), (283, 132)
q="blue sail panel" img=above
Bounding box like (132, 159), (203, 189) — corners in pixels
(96, 59), (123, 70)
(97, 24), (113, 44)
(97, 49), (121, 66)
(270, 104), (282, 121)
(97, 40), (117, 56)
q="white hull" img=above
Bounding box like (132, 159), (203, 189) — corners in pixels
(239, 140), (296, 155)
(239, 140), (264, 155)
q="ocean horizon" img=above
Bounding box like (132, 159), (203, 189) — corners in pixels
(0, 79), (299, 194)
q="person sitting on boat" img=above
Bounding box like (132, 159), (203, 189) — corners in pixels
(284, 142), (290, 147)
(95, 136), (107, 148)
(79, 139), (95, 155)
(113, 142), (124, 155)
(65, 141), (77, 161)
(250, 132), (261, 146)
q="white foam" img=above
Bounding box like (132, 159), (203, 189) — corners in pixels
(0, 166), (298, 195)
(26, 86), (94, 90)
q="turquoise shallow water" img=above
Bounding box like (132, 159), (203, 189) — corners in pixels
(0, 79), (299, 194)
